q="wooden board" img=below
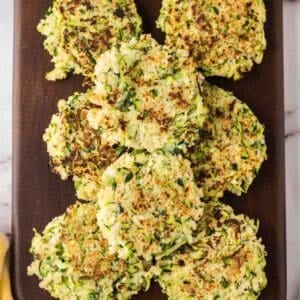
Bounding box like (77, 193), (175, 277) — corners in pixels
(12, 0), (286, 299)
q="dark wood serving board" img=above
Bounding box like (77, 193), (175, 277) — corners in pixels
(12, 0), (286, 299)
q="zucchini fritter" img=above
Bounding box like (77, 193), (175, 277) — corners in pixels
(38, 0), (142, 80)
(92, 35), (207, 152)
(157, 0), (266, 79)
(28, 202), (153, 300)
(43, 92), (123, 201)
(188, 83), (267, 199)
(157, 201), (267, 299)
(97, 151), (204, 261)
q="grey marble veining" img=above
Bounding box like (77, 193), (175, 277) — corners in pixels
(0, 0), (299, 298)
(285, 106), (300, 137)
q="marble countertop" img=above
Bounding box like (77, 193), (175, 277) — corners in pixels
(0, 0), (13, 236)
(283, 2), (300, 299)
(0, 1), (299, 298)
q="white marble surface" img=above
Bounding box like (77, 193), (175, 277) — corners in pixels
(0, 0), (299, 298)
(0, 0), (13, 236)
(283, 2), (300, 299)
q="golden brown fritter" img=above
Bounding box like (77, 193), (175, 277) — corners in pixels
(187, 83), (266, 200)
(38, 0), (142, 80)
(157, 0), (266, 79)
(28, 202), (153, 300)
(97, 150), (204, 261)
(157, 201), (267, 299)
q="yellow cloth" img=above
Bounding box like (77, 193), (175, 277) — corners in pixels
(0, 233), (13, 300)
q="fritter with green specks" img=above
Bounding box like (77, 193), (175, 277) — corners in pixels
(157, 0), (266, 79)
(157, 201), (267, 300)
(28, 202), (153, 300)
(92, 35), (207, 152)
(187, 83), (266, 200)
(38, 0), (142, 80)
(97, 150), (204, 261)
(43, 92), (124, 201)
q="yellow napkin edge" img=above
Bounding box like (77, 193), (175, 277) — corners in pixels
(0, 233), (13, 300)
(0, 252), (13, 300)
(0, 233), (9, 273)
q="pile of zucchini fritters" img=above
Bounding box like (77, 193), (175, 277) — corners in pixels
(28, 0), (268, 299)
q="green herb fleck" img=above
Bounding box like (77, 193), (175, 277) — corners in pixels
(206, 227), (215, 236)
(151, 89), (158, 97)
(176, 178), (184, 187)
(223, 257), (231, 266)
(212, 6), (219, 14)
(118, 203), (124, 213)
(111, 180), (117, 191)
(231, 163), (238, 170)
(221, 278), (229, 288)
(89, 293), (98, 300)
(115, 145), (126, 156)
(125, 171), (133, 183)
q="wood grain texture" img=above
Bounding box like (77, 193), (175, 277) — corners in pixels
(12, 0), (286, 299)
